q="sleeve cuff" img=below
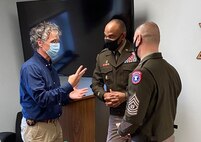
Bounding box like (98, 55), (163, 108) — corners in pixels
(60, 82), (74, 104)
(95, 91), (105, 102)
(60, 82), (73, 94)
(117, 121), (134, 136)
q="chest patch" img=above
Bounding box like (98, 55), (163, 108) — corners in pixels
(132, 71), (142, 84)
(102, 60), (110, 67)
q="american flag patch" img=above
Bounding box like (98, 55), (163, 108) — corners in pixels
(124, 52), (137, 63)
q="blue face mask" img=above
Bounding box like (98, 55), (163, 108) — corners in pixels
(46, 43), (60, 59)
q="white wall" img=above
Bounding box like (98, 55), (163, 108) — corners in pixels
(135, 0), (201, 141)
(0, 0), (24, 132)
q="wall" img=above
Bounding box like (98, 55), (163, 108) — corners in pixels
(135, 0), (201, 141)
(0, 0), (24, 132)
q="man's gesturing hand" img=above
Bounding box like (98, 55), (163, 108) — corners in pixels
(68, 65), (87, 87)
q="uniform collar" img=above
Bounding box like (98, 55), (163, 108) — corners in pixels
(117, 40), (126, 54)
(140, 52), (162, 65)
(104, 40), (135, 67)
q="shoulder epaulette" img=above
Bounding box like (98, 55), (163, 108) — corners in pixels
(100, 48), (109, 54)
(138, 60), (146, 68)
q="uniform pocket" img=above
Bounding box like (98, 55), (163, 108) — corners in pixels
(121, 63), (136, 85)
(100, 66), (113, 85)
(122, 63), (136, 72)
(100, 66), (112, 73)
(24, 123), (40, 141)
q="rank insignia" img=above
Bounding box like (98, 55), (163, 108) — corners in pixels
(132, 71), (142, 84)
(102, 60), (110, 67)
(124, 52), (137, 63)
(126, 93), (139, 116)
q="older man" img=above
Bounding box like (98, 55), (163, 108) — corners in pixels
(20, 21), (88, 142)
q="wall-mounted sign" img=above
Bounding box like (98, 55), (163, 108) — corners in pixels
(199, 23), (201, 28)
(197, 23), (201, 59)
(197, 51), (201, 59)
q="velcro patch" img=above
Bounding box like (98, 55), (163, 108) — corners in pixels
(132, 71), (142, 84)
(126, 93), (139, 116)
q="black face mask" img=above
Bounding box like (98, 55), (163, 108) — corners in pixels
(133, 40), (140, 61)
(104, 35), (122, 51)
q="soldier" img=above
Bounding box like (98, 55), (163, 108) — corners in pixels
(117, 22), (182, 142)
(91, 19), (139, 142)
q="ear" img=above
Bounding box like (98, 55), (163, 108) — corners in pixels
(135, 35), (142, 47)
(119, 32), (126, 44)
(37, 39), (43, 48)
(122, 32), (126, 39)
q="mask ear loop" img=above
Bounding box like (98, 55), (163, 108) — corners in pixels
(117, 33), (125, 48)
(133, 35), (141, 61)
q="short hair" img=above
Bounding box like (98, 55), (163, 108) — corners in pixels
(109, 19), (127, 33)
(29, 21), (61, 50)
(138, 22), (160, 45)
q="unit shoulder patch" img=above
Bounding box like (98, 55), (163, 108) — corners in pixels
(131, 71), (142, 84)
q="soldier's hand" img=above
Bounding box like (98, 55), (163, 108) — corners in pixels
(104, 92), (116, 107)
(104, 90), (126, 107)
(104, 92), (113, 102)
(104, 92), (113, 107)
(111, 90), (127, 107)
